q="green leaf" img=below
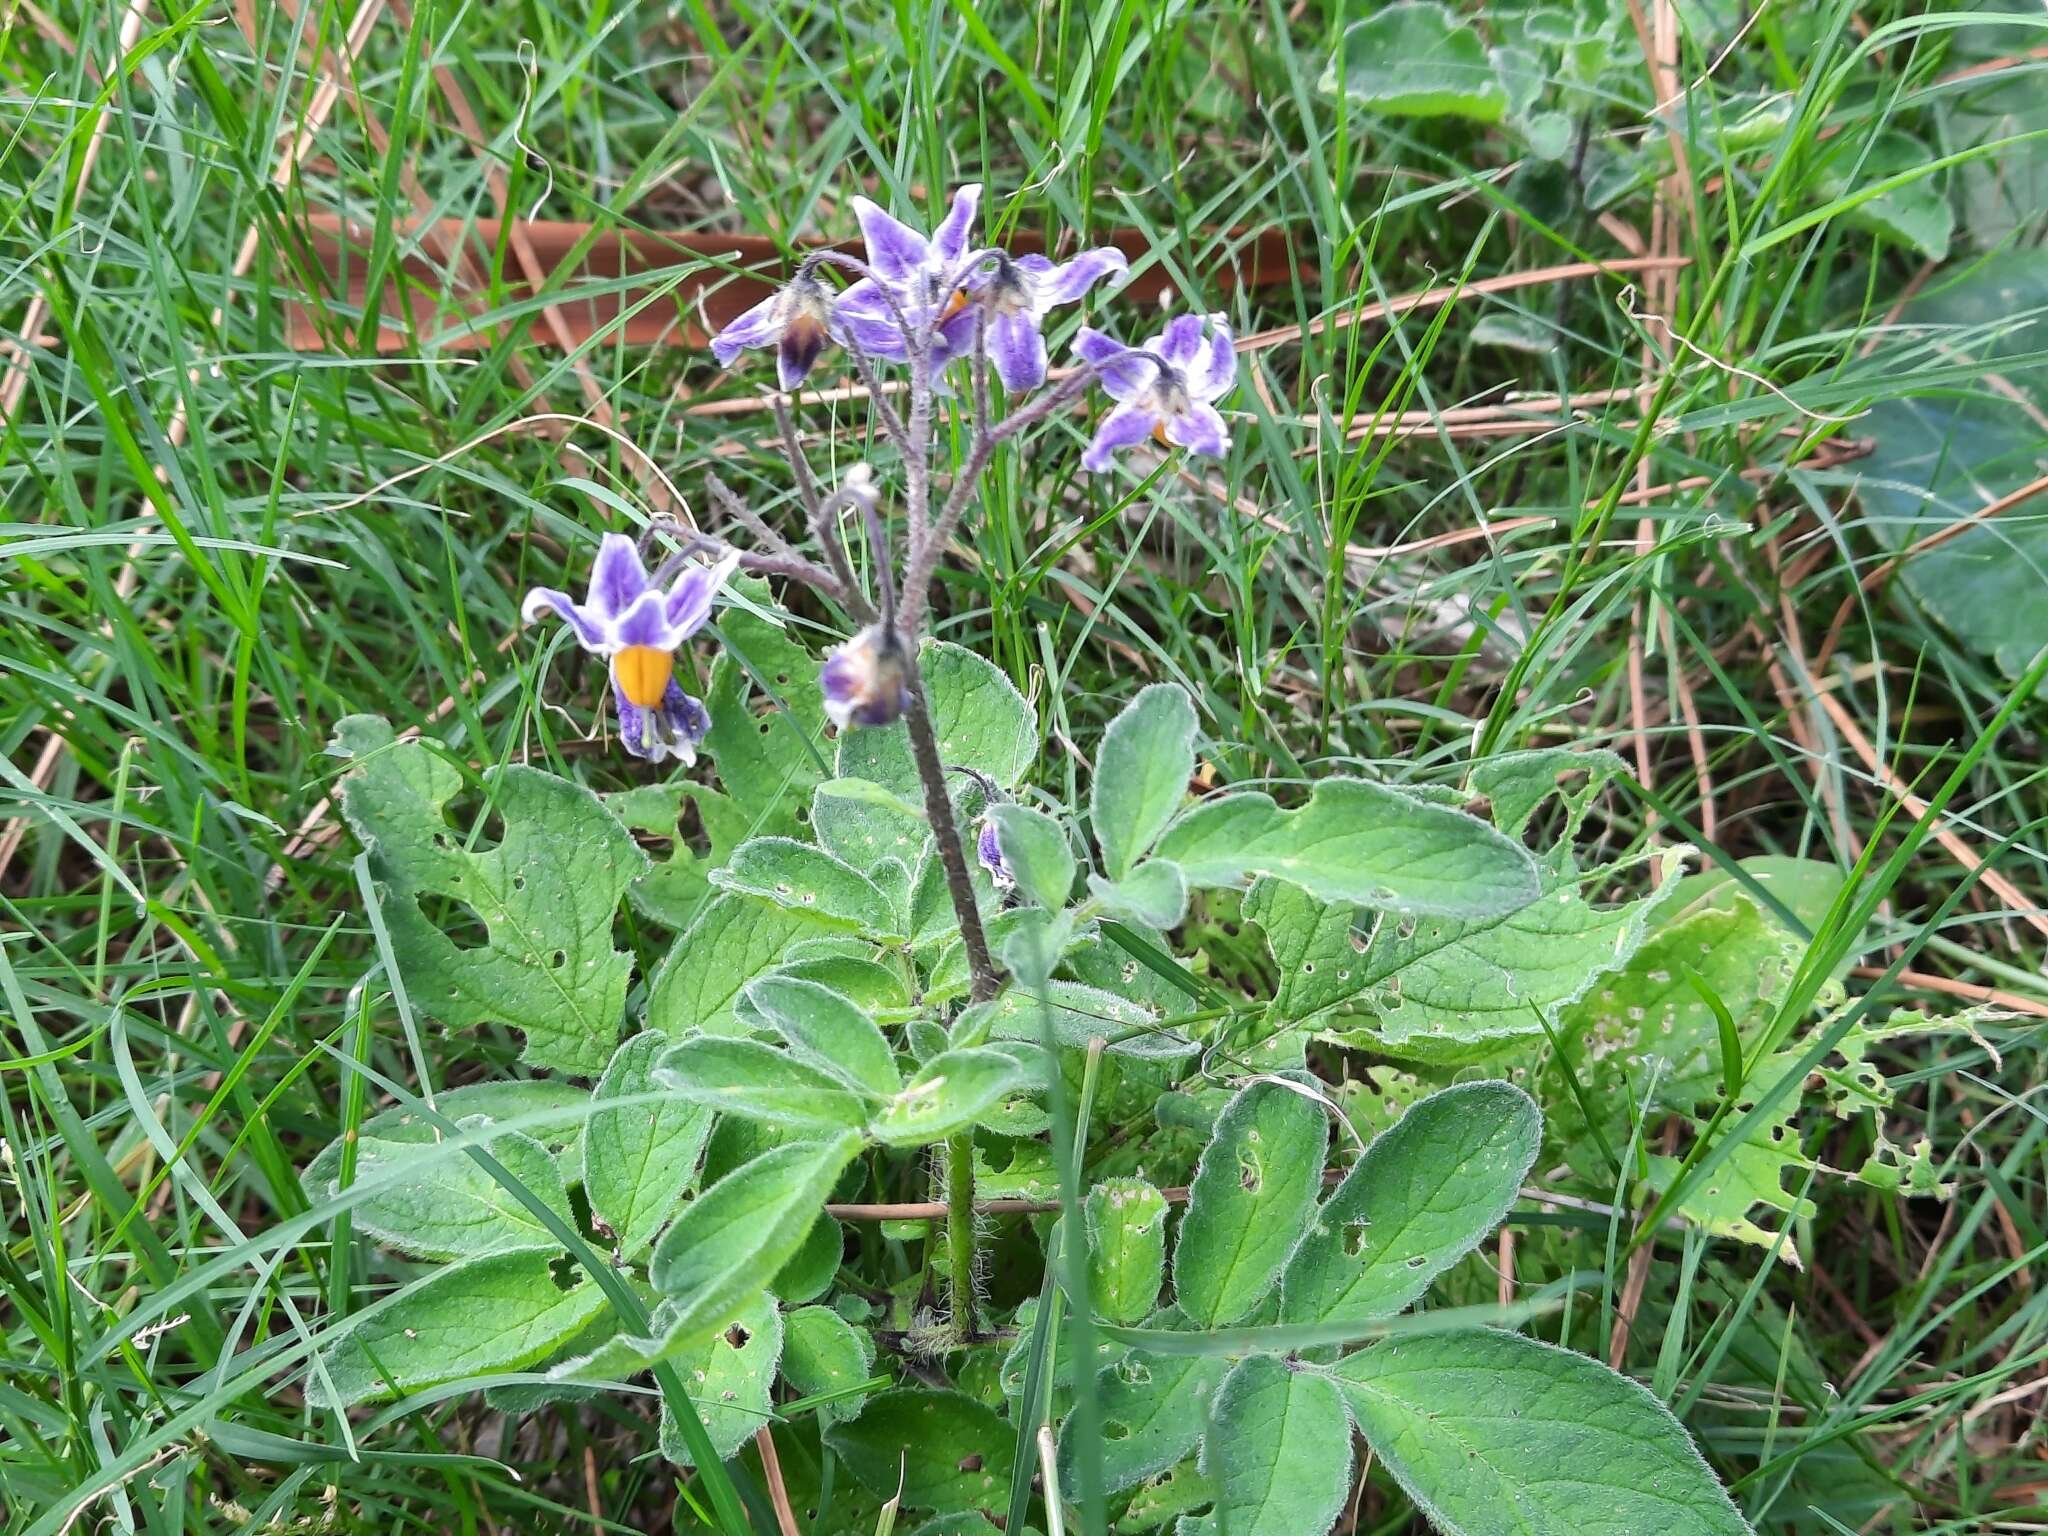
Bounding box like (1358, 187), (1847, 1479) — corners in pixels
(341, 1119), (571, 1261)
(1058, 1346), (1227, 1495)
(1468, 747), (1630, 844)
(1334, 1329), (1755, 1536)
(1201, 1356), (1354, 1536)
(1854, 249), (2048, 690)
(825, 1388), (1016, 1512)
(812, 777), (931, 869)
(1087, 860), (1188, 930)
(649, 1134), (863, 1347)
(744, 974), (901, 1097)
(657, 1037), (876, 1131)
(1326, 1), (1508, 121)
(1091, 683), (1197, 881)
(870, 1049), (1028, 1146)
(985, 803), (1076, 911)
(835, 640), (1038, 798)
(1155, 780), (1539, 918)
(1281, 1082), (1539, 1324)
(1818, 130), (1954, 261)
(712, 836), (905, 941)
(333, 717), (644, 1075)
(1173, 1081), (1328, 1327)
(772, 1213), (845, 1304)
(962, 980), (1195, 1060)
(702, 595), (829, 822)
(781, 1304), (876, 1424)
(586, 1033), (713, 1258)
(1116, 1459), (1214, 1531)
(658, 1293), (783, 1466)
(317, 1249), (607, 1406)
(304, 1079), (588, 1193)
(611, 780), (758, 930)
(644, 892), (837, 1037)
(1086, 1178), (1168, 1326)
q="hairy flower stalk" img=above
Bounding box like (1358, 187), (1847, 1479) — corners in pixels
(704, 181), (1236, 1341)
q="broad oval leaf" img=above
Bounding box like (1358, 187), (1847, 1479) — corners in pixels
(1091, 683), (1198, 880)
(1058, 1344), (1226, 1494)
(316, 1249), (606, 1406)
(1281, 1081), (1539, 1324)
(586, 1033), (713, 1258)
(824, 1387), (1016, 1512)
(1334, 1329), (1755, 1536)
(342, 1118), (571, 1262)
(744, 974), (900, 1097)
(1172, 1080), (1328, 1327)
(869, 1048), (1028, 1146)
(711, 836), (904, 941)
(1202, 1355), (1354, 1536)
(656, 1037), (875, 1131)
(1087, 1177), (1169, 1326)
(1155, 780), (1540, 918)
(649, 1133), (863, 1348)
(644, 892), (836, 1037)
(780, 1304), (876, 1424)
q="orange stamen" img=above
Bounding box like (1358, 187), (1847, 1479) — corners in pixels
(613, 646), (675, 709)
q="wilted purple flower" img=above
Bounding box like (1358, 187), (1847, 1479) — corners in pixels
(709, 269), (839, 390)
(835, 185), (986, 363)
(820, 624), (912, 730)
(974, 249), (1130, 392)
(1074, 315), (1237, 471)
(521, 535), (739, 765)
(975, 816), (1012, 889)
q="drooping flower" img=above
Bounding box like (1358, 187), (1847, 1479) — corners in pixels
(820, 624), (912, 730)
(835, 185), (987, 363)
(521, 534), (739, 765)
(973, 248), (1130, 391)
(975, 816), (1013, 889)
(709, 269), (839, 390)
(1074, 314), (1237, 471)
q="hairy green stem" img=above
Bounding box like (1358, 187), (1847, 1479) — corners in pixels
(945, 1131), (979, 1338)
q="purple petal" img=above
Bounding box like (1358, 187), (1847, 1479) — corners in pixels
(612, 677), (707, 766)
(1148, 314), (1206, 369)
(1038, 247), (1129, 310)
(612, 682), (653, 759)
(851, 196), (930, 284)
(930, 184), (982, 267)
(836, 280), (911, 361)
(1190, 319), (1237, 400)
(933, 304), (981, 369)
(1075, 328), (1160, 403)
(587, 533), (649, 620)
(1164, 400), (1229, 458)
(663, 551), (740, 636)
(988, 311), (1047, 392)
(614, 590), (680, 649)
(709, 293), (782, 365)
(1081, 400), (1160, 472)
(520, 587), (610, 651)
(977, 819), (1012, 887)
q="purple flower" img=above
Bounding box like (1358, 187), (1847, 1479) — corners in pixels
(521, 535), (739, 765)
(975, 816), (1012, 889)
(835, 185), (987, 363)
(973, 249), (1130, 392)
(709, 269), (839, 390)
(820, 624), (912, 730)
(1074, 314), (1237, 472)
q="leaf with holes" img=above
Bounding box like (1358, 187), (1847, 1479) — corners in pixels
(1087, 1177), (1169, 1326)
(1172, 1081), (1328, 1327)
(1058, 1343), (1227, 1495)
(825, 1387), (1016, 1513)
(341, 1118), (572, 1262)
(1201, 1355), (1354, 1536)
(644, 892), (837, 1037)
(1334, 1329), (1755, 1536)
(1155, 779), (1539, 918)
(648, 1134), (862, 1348)
(835, 640), (1038, 797)
(315, 1248), (606, 1407)
(1091, 683), (1198, 881)
(781, 1304), (876, 1425)
(712, 836), (905, 941)
(1281, 1082), (1539, 1325)
(657, 1293), (783, 1466)
(334, 715), (644, 1076)
(586, 1033), (713, 1258)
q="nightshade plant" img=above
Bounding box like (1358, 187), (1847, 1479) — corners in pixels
(311, 186), (1795, 1536)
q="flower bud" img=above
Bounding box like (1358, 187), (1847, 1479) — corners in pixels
(820, 624), (912, 730)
